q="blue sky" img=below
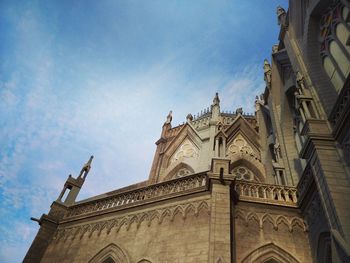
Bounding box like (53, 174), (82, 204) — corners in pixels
(0, 0), (287, 262)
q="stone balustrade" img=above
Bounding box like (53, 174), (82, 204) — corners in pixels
(235, 180), (298, 207)
(64, 173), (208, 219)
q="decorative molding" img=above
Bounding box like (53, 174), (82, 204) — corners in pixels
(54, 200), (210, 243)
(235, 208), (308, 232)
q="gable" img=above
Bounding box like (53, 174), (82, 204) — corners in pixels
(169, 138), (199, 165)
(226, 133), (260, 160)
(162, 123), (202, 167)
(225, 115), (260, 149)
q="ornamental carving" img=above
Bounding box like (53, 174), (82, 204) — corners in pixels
(170, 139), (199, 164)
(53, 200), (210, 243)
(235, 208), (308, 232)
(174, 167), (192, 178)
(227, 134), (259, 160)
(231, 166), (255, 182)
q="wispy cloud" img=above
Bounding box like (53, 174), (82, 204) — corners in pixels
(0, 0), (287, 262)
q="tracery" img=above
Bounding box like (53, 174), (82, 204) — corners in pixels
(320, 2), (350, 92)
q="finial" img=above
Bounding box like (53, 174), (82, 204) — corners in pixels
(213, 92), (220, 106)
(79, 155), (94, 179)
(165, 110), (172, 124)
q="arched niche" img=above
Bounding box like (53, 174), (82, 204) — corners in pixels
(88, 243), (130, 263)
(242, 242), (300, 263)
(163, 162), (195, 181)
(230, 158), (266, 183)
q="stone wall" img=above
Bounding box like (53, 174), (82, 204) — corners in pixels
(41, 196), (211, 263)
(234, 202), (312, 263)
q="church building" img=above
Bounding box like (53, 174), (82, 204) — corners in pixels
(24, 1), (350, 262)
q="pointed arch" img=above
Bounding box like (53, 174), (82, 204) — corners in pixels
(163, 162), (195, 181)
(136, 258), (153, 263)
(242, 242), (300, 263)
(88, 243), (130, 263)
(230, 158), (266, 182)
(261, 214), (277, 230)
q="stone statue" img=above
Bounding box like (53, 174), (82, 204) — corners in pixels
(186, 113), (193, 122)
(276, 6), (287, 26)
(296, 71), (306, 91)
(213, 92), (220, 106)
(165, 110), (172, 124)
(272, 44), (279, 53)
(235, 107), (243, 115)
(263, 59), (272, 85)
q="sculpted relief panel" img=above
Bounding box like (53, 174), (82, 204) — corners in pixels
(226, 134), (259, 160)
(170, 139), (199, 165)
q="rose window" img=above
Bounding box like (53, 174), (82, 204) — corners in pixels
(232, 166), (254, 181)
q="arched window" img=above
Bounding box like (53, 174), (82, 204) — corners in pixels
(320, 2), (350, 93)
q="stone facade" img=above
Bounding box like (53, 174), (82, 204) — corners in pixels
(24, 0), (350, 262)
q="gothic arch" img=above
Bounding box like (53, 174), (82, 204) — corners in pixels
(136, 258), (153, 263)
(242, 242), (300, 263)
(230, 158), (266, 182)
(163, 162), (195, 181)
(88, 243), (130, 263)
